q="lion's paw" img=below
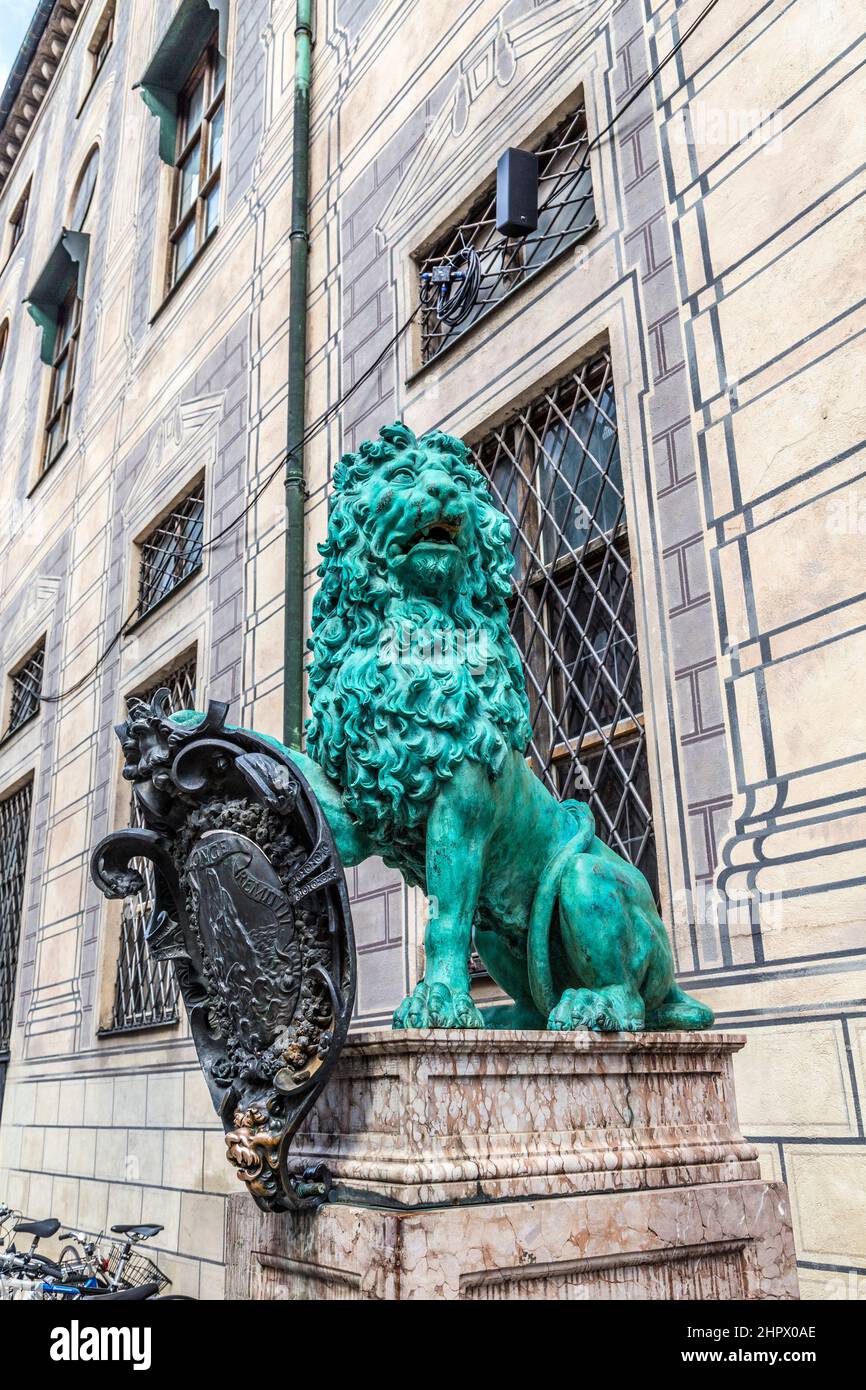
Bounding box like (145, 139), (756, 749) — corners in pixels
(547, 987), (643, 1032)
(393, 980), (484, 1030)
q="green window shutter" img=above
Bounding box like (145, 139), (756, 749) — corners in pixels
(135, 0), (230, 166)
(24, 231), (90, 364)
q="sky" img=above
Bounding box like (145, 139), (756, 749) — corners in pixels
(0, 1), (38, 94)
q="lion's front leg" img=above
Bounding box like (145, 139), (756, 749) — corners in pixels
(393, 764), (494, 1030)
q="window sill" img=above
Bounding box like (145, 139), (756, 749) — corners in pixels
(123, 563), (204, 636)
(405, 221), (599, 386)
(27, 445), (68, 499)
(149, 226), (220, 328)
(0, 710), (40, 750)
(97, 1015), (180, 1039)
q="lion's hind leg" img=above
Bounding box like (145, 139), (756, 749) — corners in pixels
(645, 984), (713, 1030)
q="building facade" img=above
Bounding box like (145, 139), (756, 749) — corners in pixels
(0, 0), (863, 1299)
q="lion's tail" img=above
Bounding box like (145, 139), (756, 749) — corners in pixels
(527, 804), (595, 1018)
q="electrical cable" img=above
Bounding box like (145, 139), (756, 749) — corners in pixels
(420, 246), (482, 327)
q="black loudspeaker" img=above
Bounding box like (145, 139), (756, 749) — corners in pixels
(496, 147), (539, 237)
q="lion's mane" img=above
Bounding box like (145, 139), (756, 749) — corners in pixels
(305, 422), (531, 880)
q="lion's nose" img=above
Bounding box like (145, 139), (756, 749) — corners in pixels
(426, 474), (459, 506)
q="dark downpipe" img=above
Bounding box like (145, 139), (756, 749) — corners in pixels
(283, 0), (313, 749)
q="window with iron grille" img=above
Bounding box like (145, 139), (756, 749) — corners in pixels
(104, 658), (197, 1034)
(418, 101), (595, 364)
(0, 780), (33, 1066)
(6, 641), (45, 738)
(137, 481), (205, 619)
(470, 350), (658, 901)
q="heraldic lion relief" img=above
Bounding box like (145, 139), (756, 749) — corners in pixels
(178, 422), (713, 1032)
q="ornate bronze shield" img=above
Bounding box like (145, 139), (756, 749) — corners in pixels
(90, 693), (356, 1212)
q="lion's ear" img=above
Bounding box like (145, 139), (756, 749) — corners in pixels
(379, 422), (416, 450)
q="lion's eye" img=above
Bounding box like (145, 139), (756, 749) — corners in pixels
(389, 468), (415, 484)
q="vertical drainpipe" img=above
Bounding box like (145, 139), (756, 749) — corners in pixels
(283, 0), (313, 748)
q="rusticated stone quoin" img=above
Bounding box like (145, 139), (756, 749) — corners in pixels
(225, 1030), (800, 1300)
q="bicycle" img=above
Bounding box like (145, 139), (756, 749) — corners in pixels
(1, 1214), (194, 1300)
(53, 1223), (194, 1300)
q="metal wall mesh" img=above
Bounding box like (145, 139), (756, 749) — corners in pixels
(470, 351), (658, 900)
(419, 103), (595, 363)
(138, 484), (204, 618)
(105, 659), (197, 1033)
(0, 779), (33, 1058)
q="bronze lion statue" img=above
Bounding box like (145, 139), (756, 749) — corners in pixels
(201, 422), (713, 1031)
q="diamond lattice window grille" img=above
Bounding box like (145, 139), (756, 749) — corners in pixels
(6, 642), (45, 737)
(470, 350), (658, 902)
(137, 483), (204, 619)
(419, 102), (595, 364)
(0, 780), (33, 1059)
(104, 658), (197, 1033)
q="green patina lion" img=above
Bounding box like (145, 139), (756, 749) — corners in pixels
(186, 422), (713, 1032)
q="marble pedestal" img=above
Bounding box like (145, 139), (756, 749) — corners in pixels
(225, 1030), (799, 1300)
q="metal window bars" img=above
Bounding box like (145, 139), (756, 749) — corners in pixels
(137, 484), (204, 618)
(6, 643), (45, 737)
(0, 780), (33, 1059)
(470, 351), (658, 902)
(418, 103), (596, 364)
(104, 659), (197, 1033)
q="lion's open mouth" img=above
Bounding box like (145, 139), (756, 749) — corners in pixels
(402, 520), (462, 552)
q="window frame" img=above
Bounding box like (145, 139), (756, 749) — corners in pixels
(165, 31), (226, 294)
(414, 96), (596, 369)
(40, 282), (82, 475)
(91, 4), (115, 78)
(4, 180), (31, 268)
(0, 777), (35, 1076)
(99, 656), (198, 1037)
(468, 350), (658, 899)
(134, 478), (206, 624)
(78, 0), (116, 112)
(4, 639), (46, 740)
(69, 145), (100, 233)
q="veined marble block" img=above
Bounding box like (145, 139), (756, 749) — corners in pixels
(225, 1030), (799, 1300)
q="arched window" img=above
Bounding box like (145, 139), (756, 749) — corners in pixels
(69, 145), (100, 232)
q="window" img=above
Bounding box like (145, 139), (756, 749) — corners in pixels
(104, 659), (197, 1034)
(167, 31), (225, 288)
(41, 283), (82, 473)
(418, 101), (595, 364)
(69, 147), (100, 232)
(0, 320), (7, 375)
(6, 641), (45, 738)
(137, 481), (205, 618)
(89, 0), (115, 82)
(0, 780), (33, 1109)
(470, 350), (657, 900)
(6, 181), (29, 261)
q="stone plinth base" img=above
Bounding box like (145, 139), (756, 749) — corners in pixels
(225, 1030), (799, 1300)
